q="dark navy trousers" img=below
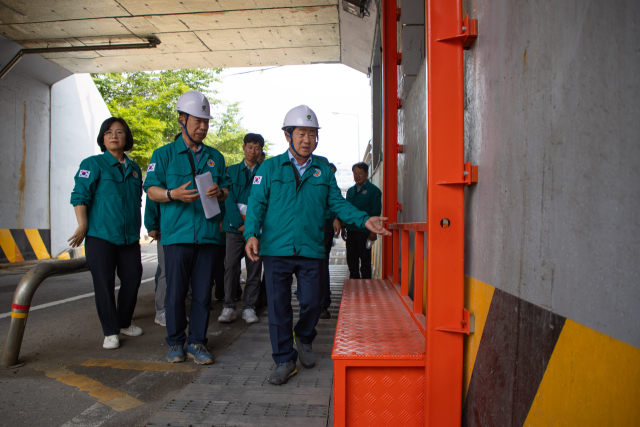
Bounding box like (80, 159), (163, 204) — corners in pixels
(85, 236), (142, 336)
(164, 243), (216, 346)
(263, 256), (325, 364)
(321, 219), (334, 311)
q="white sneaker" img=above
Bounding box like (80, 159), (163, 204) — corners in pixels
(155, 312), (166, 327)
(242, 308), (259, 324)
(120, 324), (143, 337)
(103, 335), (119, 350)
(218, 307), (236, 323)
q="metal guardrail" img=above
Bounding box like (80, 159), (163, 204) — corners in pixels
(1, 258), (88, 367)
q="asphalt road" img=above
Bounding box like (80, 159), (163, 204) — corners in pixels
(0, 242), (259, 427)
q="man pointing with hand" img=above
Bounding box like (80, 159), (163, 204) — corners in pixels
(145, 90), (229, 365)
(244, 105), (391, 385)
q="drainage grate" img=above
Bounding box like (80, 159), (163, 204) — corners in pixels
(163, 400), (329, 418)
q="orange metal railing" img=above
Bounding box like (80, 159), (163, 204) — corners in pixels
(387, 222), (428, 334)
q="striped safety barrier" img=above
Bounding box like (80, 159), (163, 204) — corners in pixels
(0, 229), (51, 263)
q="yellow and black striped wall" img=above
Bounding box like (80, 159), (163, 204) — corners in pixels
(394, 250), (640, 426)
(0, 229), (51, 263)
(462, 276), (640, 426)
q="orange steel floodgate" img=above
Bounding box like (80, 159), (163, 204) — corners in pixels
(332, 0), (476, 425)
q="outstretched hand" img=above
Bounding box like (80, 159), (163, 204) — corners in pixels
(365, 216), (392, 236)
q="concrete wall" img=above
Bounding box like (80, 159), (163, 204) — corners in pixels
(0, 71), (51, 231)
(50, 74), (110, 257)
(457, 0), (640, 424)
(462, 0), (640, 349)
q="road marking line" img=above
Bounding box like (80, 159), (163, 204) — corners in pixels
(60, 402), (116, 427)
(83, 358), (197, 373)
(38, 366), (143, 412)
(0, 277), (154, 319)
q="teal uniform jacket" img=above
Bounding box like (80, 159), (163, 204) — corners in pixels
(312, 155), (336, 222)
(222, 160), (261, 234)
(143, 136), (230, 245)
(344, 180), (382, 233)
(244, 151), (369, 259)
(144, 195), (160, 233)
(70, 151), (143, 245)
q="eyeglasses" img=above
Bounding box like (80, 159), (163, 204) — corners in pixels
(104, 130), (125, 137)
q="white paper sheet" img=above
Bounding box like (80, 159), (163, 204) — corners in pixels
(194, 171), (221, 219)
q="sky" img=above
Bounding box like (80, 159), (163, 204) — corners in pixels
(209, 64), (372, 167)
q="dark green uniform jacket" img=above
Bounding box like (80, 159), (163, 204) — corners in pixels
(143, 136), (230, 245)
(144, 195), (160, 233)
(244, 151), (369, 259)
(222, 160), (261, 234)
(70, 151), (143, 245)
(344, 180), (382, 233)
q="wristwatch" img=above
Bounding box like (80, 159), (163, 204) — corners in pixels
(166, 189), (174, 201)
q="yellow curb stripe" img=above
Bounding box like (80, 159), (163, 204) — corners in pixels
(0, 229), (24, 263)
(24, 229), (50, 260)
(57, 251), (71, 260)
(39, 366), (142, 412)
(82, 358), (197, 373)
(10, 312), (28, 318)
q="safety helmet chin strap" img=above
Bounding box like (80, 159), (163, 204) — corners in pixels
(287, 126), (318, 158)
(179, 113), (199, 145)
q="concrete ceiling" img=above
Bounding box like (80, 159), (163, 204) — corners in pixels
(0, 0), (377, 74)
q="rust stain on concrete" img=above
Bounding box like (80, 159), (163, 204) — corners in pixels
(17, 101), (27, 229)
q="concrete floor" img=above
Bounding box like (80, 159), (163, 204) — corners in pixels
(0, 239), (347, 427)
(143, 242), (347, 427)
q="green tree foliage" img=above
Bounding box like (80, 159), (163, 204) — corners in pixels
(92, 69), (270, 171)
(204, 102), (245, 166)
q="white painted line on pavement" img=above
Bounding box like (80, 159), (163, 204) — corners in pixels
(0, 277), (155, 319)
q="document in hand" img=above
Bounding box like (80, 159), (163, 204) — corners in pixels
(194, 171), (221, 219)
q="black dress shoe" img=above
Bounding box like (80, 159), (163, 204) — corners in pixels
(319, 310), (331, 319)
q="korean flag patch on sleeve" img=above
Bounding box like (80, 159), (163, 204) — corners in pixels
(253, 176), (263, 185)
(78, 170), (90, 178)
(147, 163), (156, 172)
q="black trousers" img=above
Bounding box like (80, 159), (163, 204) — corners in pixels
(321, 219), (334, 310)
(85, 236), (143, 336)
(212, 244), (226, 300)
(346, 231), (372, 279)
(164, 243), (216, 346)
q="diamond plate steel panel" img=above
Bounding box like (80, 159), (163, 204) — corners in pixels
(332, 279), (425, 359)
(346, 367), (425, 427)
(162, 399), (329, 418)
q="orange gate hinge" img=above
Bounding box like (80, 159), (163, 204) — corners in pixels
(436, 162), (479, 186)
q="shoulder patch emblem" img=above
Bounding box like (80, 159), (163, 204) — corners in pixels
(78, 170), (90, 178)
(207, 159), (214, 167)
(132, 171), (138, 178)
(313, 169), (321, 177)
(147, 163), (156, 172)
(253, 176), (263, 185)
(363, 190), (367, 194)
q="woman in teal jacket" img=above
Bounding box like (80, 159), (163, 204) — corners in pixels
(69, 117), (144, 350)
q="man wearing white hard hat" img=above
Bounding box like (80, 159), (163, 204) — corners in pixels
(243, 105), (391, 385)
(144, 90), (230, 365)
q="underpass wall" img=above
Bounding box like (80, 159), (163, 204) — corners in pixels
(458, 0), (640, 425)
(50, 74), (110, 257)
(0, 71), (52, 263)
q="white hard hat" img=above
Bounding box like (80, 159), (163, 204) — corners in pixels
(175, 90), (213, 119)
(282, 105), (320, 130)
